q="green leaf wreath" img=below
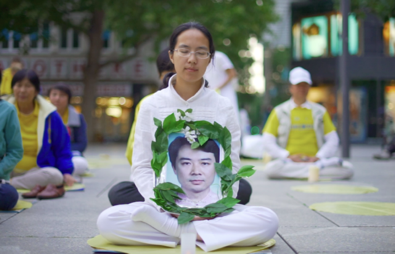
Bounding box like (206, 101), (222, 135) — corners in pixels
(150, 109), (256, 224)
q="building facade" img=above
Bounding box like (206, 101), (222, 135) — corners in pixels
(0, 23), (160, 141)
(291, 0), (395, 143)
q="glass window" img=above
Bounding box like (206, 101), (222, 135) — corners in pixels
(103, 30), (111, 48)
(301, 16), (328, 59)
(30, 32), (38, 48)
(72, 29), (79, 48)
(330, 14), (359, 56)
(383, 18), (395, 56)
(13, 32), (21, 49)
(60, 27), (68, 48)
(42, 22), (50, 48)
(1, 29), (9, 48)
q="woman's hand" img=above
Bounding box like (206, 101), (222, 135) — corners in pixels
(63, 173), (77, 187)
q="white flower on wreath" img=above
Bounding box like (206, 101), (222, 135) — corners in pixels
(182, 126), (197, 144)
(175, 111), (193, 122)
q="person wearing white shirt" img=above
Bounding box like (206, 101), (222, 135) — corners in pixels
(204, 51), (239, 116)
(96, 22), (278, 252)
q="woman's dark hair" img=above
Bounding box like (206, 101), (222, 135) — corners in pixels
(162, 22), (215, 89)
(11, 69), (40, 92)
(47, 84), (72, 104)
(156, 47), (174, 76)
(168, 137), (220, 168)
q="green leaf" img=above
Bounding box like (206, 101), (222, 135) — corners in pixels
(178, 212), (195, 224)
(216, 197), (240, 208)
(177, 109), (185, 117)
(215, 163), (233, 181)
(156, 182), (185, 193)
(162, 191), (175, 203)
(154, 118), (162, 127)
(152, 131), (168, 153)
(204, 203), (228, 213)
(221, 156), (232, 169)
(195, 121), (221, 140)
(198, 135), (209, 146)
(163, 113), (185, 135)
(219, 127), (232, 158)
(185, 108), (193, 113)
(157, 151), (168, 164)
(237, 165), (256, 178)
(191, 142), (200, 149)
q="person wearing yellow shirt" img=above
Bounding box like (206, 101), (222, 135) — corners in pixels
(4, 69), (74, 199)
(0, 57), (23, 95)
(262, 67), (353, 180)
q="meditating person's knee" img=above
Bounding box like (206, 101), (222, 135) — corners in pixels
(72, 156), (89, 176)
(42, 167), (64, 185)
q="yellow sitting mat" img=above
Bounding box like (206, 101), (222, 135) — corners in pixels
(0, 200), (32, 212)
(292, 184), (378, 194)
(310, 202), (395, 216)
(17, 183), (85, 193)
(12, 200), (32, 210)
(87, 235), (276, 254)
(81, 172), (94, 177)
(64, 183), (85, 191)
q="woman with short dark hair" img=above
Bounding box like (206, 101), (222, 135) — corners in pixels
(48, 85), (88, 177)
(5, 69), (74, 199)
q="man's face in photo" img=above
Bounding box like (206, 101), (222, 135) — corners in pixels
(173, 144), (216, 195)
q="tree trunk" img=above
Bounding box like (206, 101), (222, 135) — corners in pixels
(81, 10), (105, 142)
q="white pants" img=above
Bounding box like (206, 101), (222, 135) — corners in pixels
(97, 202), (279, 252)
(10, 167), (64, 189)
(72, 156), (89, 176)
(265, 158), (354, 180)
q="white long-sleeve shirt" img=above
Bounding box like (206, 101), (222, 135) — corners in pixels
(131, 75), (241, 209)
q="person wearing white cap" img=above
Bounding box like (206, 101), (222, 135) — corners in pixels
(262, 67), (354, 180)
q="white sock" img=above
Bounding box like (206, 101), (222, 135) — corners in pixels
(131, 204), (196, 238)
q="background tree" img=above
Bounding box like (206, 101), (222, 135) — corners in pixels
(2, 0), (278, 141)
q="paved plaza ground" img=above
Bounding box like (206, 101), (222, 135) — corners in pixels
(0, 143), (394, 253)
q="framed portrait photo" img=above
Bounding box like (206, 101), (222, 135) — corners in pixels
(156, 133), (223, 208)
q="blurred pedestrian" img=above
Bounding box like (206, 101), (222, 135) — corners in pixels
(0, 99), (23, 210)
(4, 69), (74, 199)
(263, 67), (354, 180)
(48, 85), (89, 176)
(204, 51), (239, 116)
(0, 57), (23, 95)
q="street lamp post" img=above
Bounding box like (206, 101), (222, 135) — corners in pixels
(340, 0), (350, 158)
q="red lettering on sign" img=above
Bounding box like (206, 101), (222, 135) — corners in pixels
(33, 60), (46, 76)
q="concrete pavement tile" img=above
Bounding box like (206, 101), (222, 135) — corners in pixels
(0, 237), (92, 254)
(270, 234), (297, 254)
(279, 227), (395, 253)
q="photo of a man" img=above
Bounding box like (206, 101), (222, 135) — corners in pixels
(168, 136), (221, 208)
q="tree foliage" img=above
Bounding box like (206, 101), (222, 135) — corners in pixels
(335, 0), (395, 22)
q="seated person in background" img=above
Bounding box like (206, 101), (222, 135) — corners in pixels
(48, 85), (88, 177)
(0, 99), (23, 210)
(262, 67), (353, 180)
(0, 57), (23, 96)
(168, 137), (219, 207)
(4, 69), (74, 199)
